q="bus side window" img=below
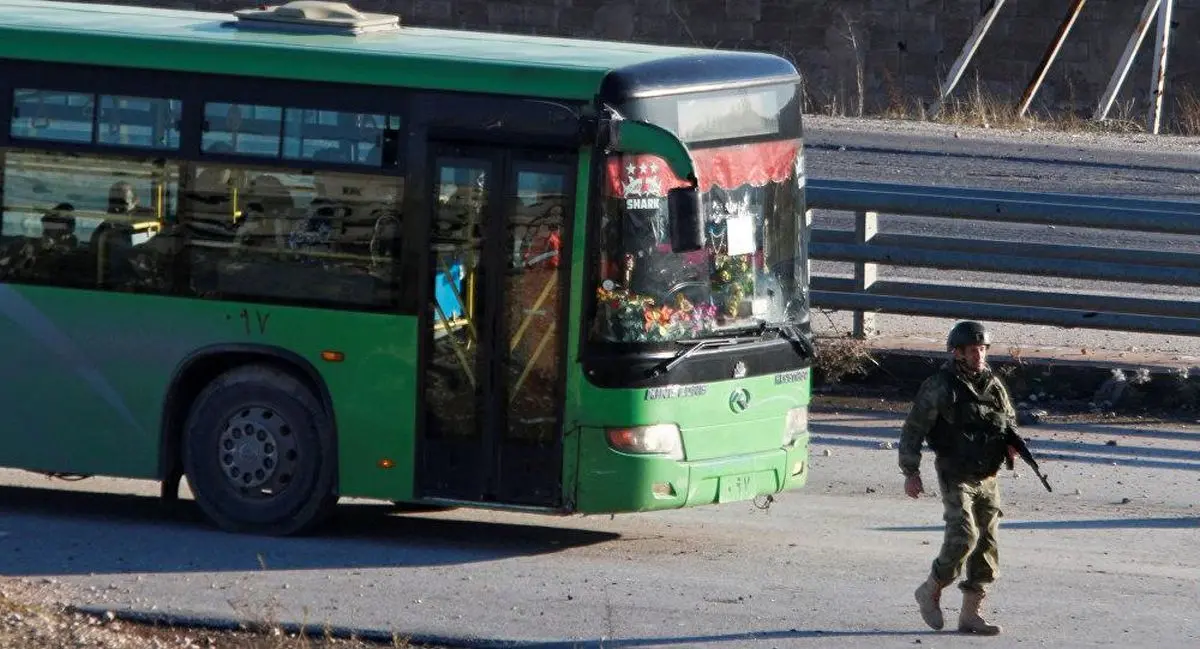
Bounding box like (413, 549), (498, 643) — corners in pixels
(183, 164), (404, 310)
(98, 95), (182, 150)
(202, 102), (282, 158)
(10, 89), (94, 143)
(234, 174), (295, 251)
(0, 150), (180, 293)
(518, 203), (564, 271)
(283, 110), (394, 168)
(0, 146), (401, 311)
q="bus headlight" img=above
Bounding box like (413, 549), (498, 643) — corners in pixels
(783, 407), (808, 447)
(605, 424), (684, 460)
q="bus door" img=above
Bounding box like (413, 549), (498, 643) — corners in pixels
(418, 144), (574, 507)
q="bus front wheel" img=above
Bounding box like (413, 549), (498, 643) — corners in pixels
(182, 364), (338, 536)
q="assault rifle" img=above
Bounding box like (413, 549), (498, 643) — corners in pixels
(1005, 426), (1052, 492)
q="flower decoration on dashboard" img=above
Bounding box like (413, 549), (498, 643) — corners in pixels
(596, 280), (718, 342)
(711, 250), (752, 318)
(674, 293), (718, 334)
(643, 303), (675, 334)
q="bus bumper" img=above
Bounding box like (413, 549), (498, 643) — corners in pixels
(573, 430), (810, 513)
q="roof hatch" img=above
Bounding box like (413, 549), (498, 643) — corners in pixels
(232, 1), (401, 35)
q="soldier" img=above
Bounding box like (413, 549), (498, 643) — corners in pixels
(899, 320), (1016, 636)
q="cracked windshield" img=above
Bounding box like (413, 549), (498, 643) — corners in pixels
(591, 139), (805, 343)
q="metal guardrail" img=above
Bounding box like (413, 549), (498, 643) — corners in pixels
(805, 178), (1200, 337)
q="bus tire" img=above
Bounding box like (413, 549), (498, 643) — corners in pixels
(182, 364), (338, 536)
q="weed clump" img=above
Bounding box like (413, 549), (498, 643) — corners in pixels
(814, 334), (876, 385)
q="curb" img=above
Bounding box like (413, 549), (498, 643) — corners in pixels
(822, 344), (1200, 414)
(69, 605), (550, 649)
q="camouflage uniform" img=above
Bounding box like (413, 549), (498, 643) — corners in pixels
(899, 359), (1015, 595)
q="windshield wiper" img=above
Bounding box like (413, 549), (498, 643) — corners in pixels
(758, 321), (816, 359)
(645, 337), (753, 379)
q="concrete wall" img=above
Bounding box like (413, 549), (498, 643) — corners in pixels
(70, 0), (1200, 125)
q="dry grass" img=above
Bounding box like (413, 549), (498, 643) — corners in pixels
(878, 68), (919, 120)
(806, 67), (1200, 137)
(931, 83), (1169, 136)
(813, 333), (876, 385)
(931, 74), (1019, 129)
(0, 578), (440, 649)
(1174, 84), (1200, 136)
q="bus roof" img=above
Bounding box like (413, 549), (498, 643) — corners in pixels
(0, 0), (798, 101)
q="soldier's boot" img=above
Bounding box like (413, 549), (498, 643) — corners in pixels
(914, 575), (947, 630)
(958, 589), (1002, 635)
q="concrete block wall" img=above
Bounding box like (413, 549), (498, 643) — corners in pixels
(63, 0), (1200, 126)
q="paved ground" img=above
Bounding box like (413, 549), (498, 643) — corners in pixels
(0, 400), (1196, 649)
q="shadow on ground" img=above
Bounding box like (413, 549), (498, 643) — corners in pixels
(0, 485), (617, 577)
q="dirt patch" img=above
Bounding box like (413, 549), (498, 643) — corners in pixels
(0, 578), (444, 649)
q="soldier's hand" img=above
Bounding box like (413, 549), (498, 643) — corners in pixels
(904, 474), (924, 499)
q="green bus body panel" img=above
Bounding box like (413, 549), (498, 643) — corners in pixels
(0, 0), (719, 99)
(569, 373), (812, 512)
(0, 285), (417, 500)
(557, 148), (594, 506)
(574, 427), (810, 513)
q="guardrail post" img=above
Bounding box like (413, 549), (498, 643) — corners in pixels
(804, 207), (814, 289)
(1148, 0), (1174, 134)
(853, 210), (878, 338)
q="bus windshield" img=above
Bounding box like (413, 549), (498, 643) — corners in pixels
(591, 137), (804, 343)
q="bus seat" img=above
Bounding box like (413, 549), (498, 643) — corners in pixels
(433, 261), (464, 319)
(244, 174), (295, 242)
(369, 211), (400, 266)
(40, 203), (77, 247)
(92, 220), (135, 286)
(189, 167), (234, 222)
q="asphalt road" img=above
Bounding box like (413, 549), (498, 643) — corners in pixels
(803, 116), (1200, 359)
(804, 115), (1200, 199)
(1, 407), (1197, 648)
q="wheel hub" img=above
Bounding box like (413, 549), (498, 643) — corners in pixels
(218, 407), (297, 494)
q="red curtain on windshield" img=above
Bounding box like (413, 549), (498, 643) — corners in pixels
(605, 139), (800, 197)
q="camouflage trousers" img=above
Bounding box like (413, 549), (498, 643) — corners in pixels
(930, 470), (1002, 594)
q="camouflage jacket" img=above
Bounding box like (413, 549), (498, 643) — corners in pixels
(898, 360), (1016, 478)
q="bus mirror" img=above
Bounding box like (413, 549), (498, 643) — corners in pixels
(606, 118), (698, 188)
(605, 116), (705, 251)
(668, 186), (705, 253)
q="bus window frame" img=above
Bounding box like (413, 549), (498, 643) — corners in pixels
(10, 87), (97, 145)
(0, 58), (589, 162)
(0, 57), (589, 318)
(0, 59), (416, 170)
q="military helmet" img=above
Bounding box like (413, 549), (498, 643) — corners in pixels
(946, 320), (990, 350)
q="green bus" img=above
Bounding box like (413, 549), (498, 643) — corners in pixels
(0, 0), (813, 535)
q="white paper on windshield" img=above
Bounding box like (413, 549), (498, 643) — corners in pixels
(727, 213), (755, 257)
